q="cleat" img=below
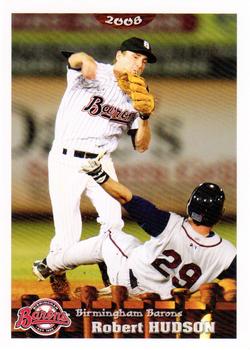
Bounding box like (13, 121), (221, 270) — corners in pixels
(32, 258), (52, 281)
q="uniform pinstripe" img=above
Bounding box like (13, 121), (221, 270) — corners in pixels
(47, 62), (140, 271)
(53, 63), (139, 154)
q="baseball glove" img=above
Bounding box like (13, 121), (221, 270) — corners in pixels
(118, 73), (155, 115)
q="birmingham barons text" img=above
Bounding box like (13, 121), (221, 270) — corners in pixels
(75, 308), (182, 318)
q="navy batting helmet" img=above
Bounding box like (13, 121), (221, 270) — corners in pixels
(187, 183), (225, 226)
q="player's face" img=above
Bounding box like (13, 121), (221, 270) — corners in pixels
(116, 51), (148, 75)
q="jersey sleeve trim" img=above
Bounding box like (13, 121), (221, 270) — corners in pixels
(123, 195), (170, 237)
(127, 128), (138, 136)
(61, 51), (80, 71)
(68, 66), (81, 71)
(127, 129), (138, 149)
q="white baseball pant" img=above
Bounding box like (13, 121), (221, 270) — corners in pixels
(46, 146), (124, 271)
(62, 229), (143, 292)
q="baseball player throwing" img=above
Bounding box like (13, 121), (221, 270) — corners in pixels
(32, 37), (157, 296)
(59, 156), (236, 299)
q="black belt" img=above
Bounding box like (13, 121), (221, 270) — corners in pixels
(129, 269), (138, 289)
(62, 148), (98, 159)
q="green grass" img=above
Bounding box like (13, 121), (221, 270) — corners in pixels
(12, 219), (236, 282)
(12, 15), (236, 46)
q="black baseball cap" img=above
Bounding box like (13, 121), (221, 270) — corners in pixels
(119, 37), (157, 63)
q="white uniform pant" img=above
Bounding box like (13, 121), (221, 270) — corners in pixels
(46, 148), (124, 271)
(63, 229), (144, 294)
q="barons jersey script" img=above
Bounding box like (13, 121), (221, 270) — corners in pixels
(53, 62), (139, 154)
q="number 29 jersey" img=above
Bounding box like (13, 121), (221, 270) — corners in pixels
(127, 212), (236, 299)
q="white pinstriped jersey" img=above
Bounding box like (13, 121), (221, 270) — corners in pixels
(53, 62), (140, 154)
(127, 213), (236, 299)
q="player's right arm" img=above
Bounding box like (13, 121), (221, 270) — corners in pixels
(68, 52), (97, 80)
(101, 178), (133, 204)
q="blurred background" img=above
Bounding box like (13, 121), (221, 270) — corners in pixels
(12, 13), (236, 292)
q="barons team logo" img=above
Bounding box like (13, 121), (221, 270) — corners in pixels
(14, 298), (71, 336)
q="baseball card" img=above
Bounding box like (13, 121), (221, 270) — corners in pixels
(1, 0), (249, 349)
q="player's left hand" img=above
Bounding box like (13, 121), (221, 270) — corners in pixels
(118, 73), (155, 115)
